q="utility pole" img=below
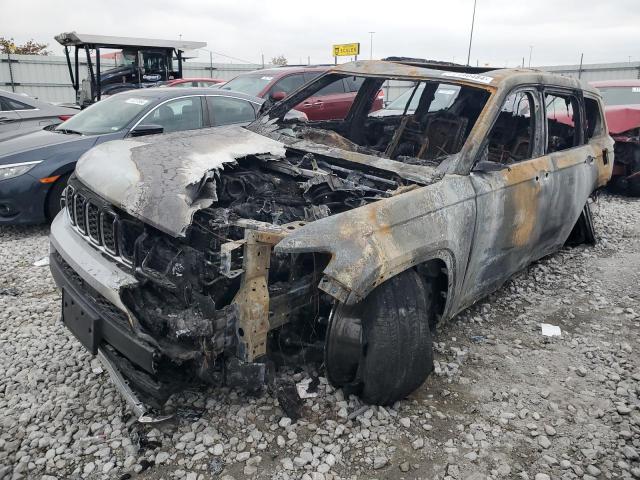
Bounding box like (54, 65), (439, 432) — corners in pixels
(528, 45), (533, 68)
(466, 0), (477, 66)
(368, 31), (375, 60)
(261, 53), (264, 69)
(209, 51), (213, 78)
(578, 52), (584, 79)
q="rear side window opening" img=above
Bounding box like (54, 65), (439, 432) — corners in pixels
(263, 73), (491, 166)
(584, 96), (605, 139)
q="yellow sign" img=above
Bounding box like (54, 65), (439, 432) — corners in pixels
(333, 43), (360, 57)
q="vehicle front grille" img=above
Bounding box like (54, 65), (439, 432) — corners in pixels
(62, 184), (136, 267)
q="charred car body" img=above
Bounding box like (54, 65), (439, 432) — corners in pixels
(49, 60), (613, 415)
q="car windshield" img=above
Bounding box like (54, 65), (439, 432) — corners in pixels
(251, 72), (490, 166)
(220, 73), (274, 97)
(597, 86), (640, 106)
(386, 83), (461, 112)
(55, 94), (154, 135)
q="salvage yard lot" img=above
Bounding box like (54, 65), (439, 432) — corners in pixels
(1, 194), (639, 480)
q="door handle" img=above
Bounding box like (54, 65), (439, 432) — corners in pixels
(0, 116), (11, 124)
(313, 101), (323, 106)
(586, 155), (595, 164)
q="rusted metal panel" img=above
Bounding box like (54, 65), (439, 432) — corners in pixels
(275, 174), (475, 313)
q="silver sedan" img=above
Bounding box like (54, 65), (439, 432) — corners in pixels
(0, 90), (78, 140)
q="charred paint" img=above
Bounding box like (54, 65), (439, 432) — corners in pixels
(49, 59), (615, 412)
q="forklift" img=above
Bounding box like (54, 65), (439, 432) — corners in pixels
(55, 32), (206, 107)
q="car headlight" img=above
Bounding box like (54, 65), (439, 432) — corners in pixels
(0, 161), (42, 181)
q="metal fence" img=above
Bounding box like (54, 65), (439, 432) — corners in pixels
(4, 53), (640, 105)
(0, 53), (260, 104)
(539, 61), (640, 82)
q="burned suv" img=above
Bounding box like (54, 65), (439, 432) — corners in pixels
(49, 60), (613, 416)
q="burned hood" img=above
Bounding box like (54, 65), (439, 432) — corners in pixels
(604, 105), (640, 134)
(75, 126), (286, 237)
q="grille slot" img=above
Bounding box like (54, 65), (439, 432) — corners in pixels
(86, 203), (101, 244)
(73, 194), (87, 233)
(101, 211), (118, 255)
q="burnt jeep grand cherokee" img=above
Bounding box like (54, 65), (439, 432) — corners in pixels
(49, 60), (613, 417)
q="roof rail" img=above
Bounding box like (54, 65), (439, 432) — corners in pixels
(382, 56), (497, 74)
(271, 64), (335, 68)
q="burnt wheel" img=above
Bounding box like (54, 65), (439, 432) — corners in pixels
(566, 200), (596, 246)
(45, 173), (70, 222)
(628, 177), (640, 197)
(325, 269), (435, 405)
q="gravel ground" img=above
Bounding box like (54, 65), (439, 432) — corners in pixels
(1, 194), (639, 480)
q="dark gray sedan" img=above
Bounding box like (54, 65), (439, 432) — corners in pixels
(0, 88), (262, 225)
(0, 90), (79, 139)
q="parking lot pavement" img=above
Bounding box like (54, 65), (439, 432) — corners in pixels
(1, 195), (639, 480)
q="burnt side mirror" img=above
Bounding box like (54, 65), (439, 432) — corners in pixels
(129, 124), (164, 137)
(270, 91), (287, 101)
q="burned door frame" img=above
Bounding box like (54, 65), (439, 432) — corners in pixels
(459, 85), (549, 306)
(533, 87), (602, 257)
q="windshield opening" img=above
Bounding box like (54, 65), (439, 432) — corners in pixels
(55, 94), (153, 135)
(220, 73), (274, 97)
(252, 73), (490, 166)
(597, 86), (640, 106)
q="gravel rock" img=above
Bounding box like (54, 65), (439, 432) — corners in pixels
(0, 197), (638, 480)
(373, 456), (388, 469)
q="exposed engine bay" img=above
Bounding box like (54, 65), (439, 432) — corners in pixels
(67, 147), (419, 405)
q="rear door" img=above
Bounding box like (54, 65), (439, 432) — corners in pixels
(461, 86), (551, 305)
(537, 88), (610, 254)
(303, 78), (355, 120)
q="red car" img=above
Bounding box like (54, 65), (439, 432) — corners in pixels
(219, 66), (384, 121)
(591, 80), (640, 195)
(161, 78), (225, 88)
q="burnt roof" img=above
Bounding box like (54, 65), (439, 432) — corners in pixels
(327, 60), (600, 95)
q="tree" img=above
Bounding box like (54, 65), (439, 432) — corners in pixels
(0, 37), (51, 55)
(271, 55), (288, 66)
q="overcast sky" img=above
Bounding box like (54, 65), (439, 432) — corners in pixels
(5, 0), (640, 67)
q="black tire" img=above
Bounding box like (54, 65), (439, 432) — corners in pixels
(565, 201), (596, 246)
(328, 269), (434, 405)
(45, 173), (70, 222)
(628, 177), (640, 197)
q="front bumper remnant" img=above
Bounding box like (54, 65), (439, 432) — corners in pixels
(97, 347), (173, 424)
